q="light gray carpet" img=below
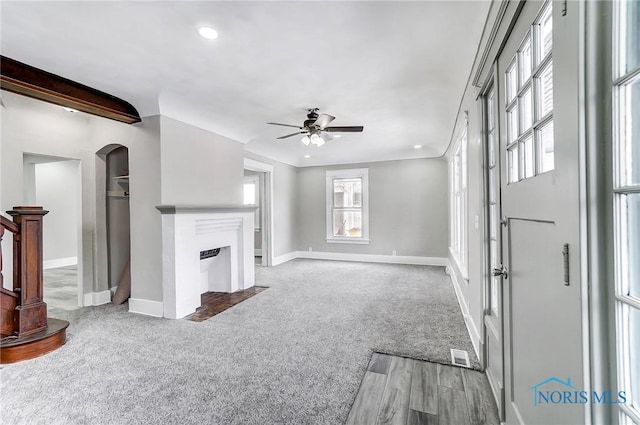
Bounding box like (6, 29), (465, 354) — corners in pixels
(0, 259), (478, 425)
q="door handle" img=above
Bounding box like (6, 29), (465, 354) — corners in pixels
(492, 265), (508, 279)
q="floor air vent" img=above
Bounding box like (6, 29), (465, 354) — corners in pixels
(450, 349), (471, 368)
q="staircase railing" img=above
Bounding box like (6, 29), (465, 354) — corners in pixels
(0, 206), (49, 338)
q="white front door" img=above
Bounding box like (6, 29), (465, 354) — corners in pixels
(494, 1), (583, 423)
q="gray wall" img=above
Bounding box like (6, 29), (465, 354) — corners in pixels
(161, 116), (244, 205)
(296, 158), (448, 257)
(1, 91), (163, 304)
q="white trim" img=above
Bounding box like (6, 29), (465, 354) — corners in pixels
(448, 260), (481, 359)
(43, 256), (78, 270)
(129, 298), (164, 317)
(272, 251), (298, 266)
(325, 238), (370, 245)
(325, 168), (370, 243)
(270, 250), (448, 267)
(449, 246), (470, 281)
(83, 289), (111, 306)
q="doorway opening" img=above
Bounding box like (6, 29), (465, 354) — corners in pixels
(22, 153), (82, 314)
(243, 158), (274, 267)
(104, 146), (131, 299)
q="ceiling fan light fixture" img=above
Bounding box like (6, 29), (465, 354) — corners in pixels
(301, 135), (311, 145)
(310, 134), (322, 145)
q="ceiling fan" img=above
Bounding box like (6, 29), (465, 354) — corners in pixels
(267, 108), (363, 147)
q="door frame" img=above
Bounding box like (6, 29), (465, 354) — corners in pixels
(480, 64), (506, 421)
(22, 153), (84, 308)
(243, 158), (274, 267)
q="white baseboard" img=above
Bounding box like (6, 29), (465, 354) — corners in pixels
(448, 259), (481, 360)
(295, 251), (448, 266)
(83, 289), (111, 306)
(129, 298), (164, 318)
(272, 251), (298, 266)
(270, 250), (448, 267)
(254, 249), (262, 256)
(110, 285), (119, 295)
(43, 256), (78, 270)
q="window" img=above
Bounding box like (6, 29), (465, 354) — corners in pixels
(243, 175), (260, 230)
(325, 169), (369, 244)
(450, 124), (468, 272)
(505, 1), (554, 184)
(613, 1), (640, 423)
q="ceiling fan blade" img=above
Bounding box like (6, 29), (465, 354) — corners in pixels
(277, 131), (306, 140)
(313, 114), (335, 130)
(324, 126), (364, 133)
(320, 132), (333, 142)
(267, 122), (303, 129)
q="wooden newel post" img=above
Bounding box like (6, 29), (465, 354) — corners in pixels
(7, 206), (49, 336)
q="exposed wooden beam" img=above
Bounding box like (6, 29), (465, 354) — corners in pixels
(0, 55), (141, 124)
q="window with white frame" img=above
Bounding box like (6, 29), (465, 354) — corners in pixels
(505, 1), (554, 184)
(325, 169), (369, 244)
(243, 175), (260, 230)
(613, 0), (640, 423)
(451, 126), (468, 271)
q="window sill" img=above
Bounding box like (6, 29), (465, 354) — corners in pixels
(326, 238), (370, 245)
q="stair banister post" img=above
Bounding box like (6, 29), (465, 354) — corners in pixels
(7, 206), (49, 336)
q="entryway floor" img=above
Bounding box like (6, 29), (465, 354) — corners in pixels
(346, 353), (499, 425)
(185, 286), (268, 322)
(43, 265), (79, 315)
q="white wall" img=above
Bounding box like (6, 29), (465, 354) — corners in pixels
(35, 160), (79, 265)
(295, 158), (449, 259)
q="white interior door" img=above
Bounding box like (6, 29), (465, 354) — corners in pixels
(495, 1), (583, 424)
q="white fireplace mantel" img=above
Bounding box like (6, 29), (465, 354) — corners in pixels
(157, 205), (257, 319)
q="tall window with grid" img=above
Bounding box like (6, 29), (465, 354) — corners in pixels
(505, 1), (553, 184)
(613, 1), (640, 423)
(451, 123), (468, 272)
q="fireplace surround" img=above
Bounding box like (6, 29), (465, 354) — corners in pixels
(156, 205), (257, 319)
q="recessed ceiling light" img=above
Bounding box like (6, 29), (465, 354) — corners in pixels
(333, 135), (342, 138)
(414, 144), (423, 149)
(63, 107), (78, 113)
(198, 26), (218, 40)
(304, 155), (311, 159)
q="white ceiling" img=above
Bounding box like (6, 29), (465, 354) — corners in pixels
(1, 1), (491, 167)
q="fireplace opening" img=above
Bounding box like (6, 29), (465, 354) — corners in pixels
(200, 246), (231, 293)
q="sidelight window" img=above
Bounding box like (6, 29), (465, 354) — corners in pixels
(613, 0), (640, 422)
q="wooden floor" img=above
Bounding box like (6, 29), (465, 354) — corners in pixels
(346, 353), (499, 425)
(185, 286), (268, 322)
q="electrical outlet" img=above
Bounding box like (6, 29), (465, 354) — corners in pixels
(392, 250), (397, 256)
(308, 247), (313, 252)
